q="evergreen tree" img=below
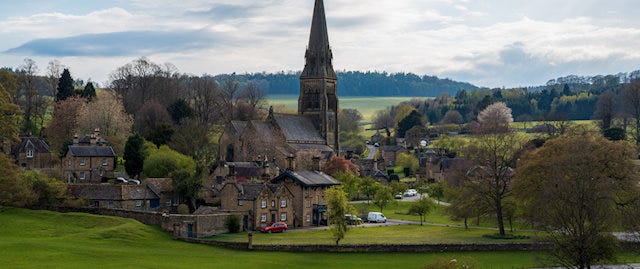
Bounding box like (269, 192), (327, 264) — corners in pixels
(55, 69), (75, 101)
(396, 110), (424, 138)
(124, 134), (147, 179)
(81, 82), (96, 101)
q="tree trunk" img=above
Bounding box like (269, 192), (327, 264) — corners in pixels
(464, 217), (468, 229)
(496, 198), (505, 236)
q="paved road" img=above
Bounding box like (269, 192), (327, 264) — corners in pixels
(365, 145), (377, 159)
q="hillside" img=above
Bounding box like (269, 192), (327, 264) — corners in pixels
(213, 71), (478, 97)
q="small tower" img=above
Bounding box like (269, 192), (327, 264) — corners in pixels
(299, 0), (339, 153)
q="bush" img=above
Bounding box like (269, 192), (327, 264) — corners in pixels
(226, 215), (241, 233)
(177, 204), (190, 214)
(423, 256), (478, 269)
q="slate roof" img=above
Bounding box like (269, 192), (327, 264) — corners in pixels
(69, 184), (159, 200)
(235, 183), (265, 200)
(289, 143), (334, 152)
(250, 121), (275, 143)
(230, 121), (248, 135)
(78, 135), (109, 145)
(272, 114), (325, 143)
(145, 178), (173, 196)
(226, 162), (261, 180)
(271, 170), (340, 187)
(67, 146), (116, 157)
(11, 136), (50, 155)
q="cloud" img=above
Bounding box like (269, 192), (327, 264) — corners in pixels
(5, 30), (223, 57)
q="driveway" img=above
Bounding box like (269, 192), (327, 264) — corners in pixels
(366, 145), (377, 159)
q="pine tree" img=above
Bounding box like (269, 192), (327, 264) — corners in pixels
(81, 82), (96, 100)
(55, 69), (75, 101)
(124, 134), (147, 179)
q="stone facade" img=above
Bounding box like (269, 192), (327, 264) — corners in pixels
(68, 184), (162, 211)
(271, 170), (340, 227)
(62, 131), (116, 183)
(219, 182), (295, 231)
(11, 135), (54, 171)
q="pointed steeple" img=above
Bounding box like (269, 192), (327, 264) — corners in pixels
(301, 0), (336, 79)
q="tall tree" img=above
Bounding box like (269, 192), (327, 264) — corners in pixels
(124, 134), (147, 179)
(46, 60), (64, 97)
(56, 68), (75, 101)
(463, 132), (526, 236)
(372, 185), (394, 212)
(621, 79), (640, 145)
(17, 58), (41, 134)
(325, 185), (350, 245)
(171, 166), (203, 212)
(0, 84), (22, 153)
(476, 102), (513, 133)
(396, 110), (424, 138)
(45, 96), (86, 155)
(76, 89), (133, 155)
(81, 82), (96, 100)
(372, 107), (394, 138)
(514, 133), (639, 269)
(593, 90), (617, 131)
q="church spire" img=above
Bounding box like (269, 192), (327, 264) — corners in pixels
(301, 0), (336, 79)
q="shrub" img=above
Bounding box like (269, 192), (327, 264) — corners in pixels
(226, 215), (241, 233)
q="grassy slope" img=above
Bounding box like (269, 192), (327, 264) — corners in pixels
(0, 207), (543, 268)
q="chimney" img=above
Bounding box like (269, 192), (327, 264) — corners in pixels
(73, 134), (79, 145)
(286, 154), (295, 171)
(312, 156), (321, 171)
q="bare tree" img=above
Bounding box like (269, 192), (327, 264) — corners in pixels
(373, 107), (394, 138)
(46, 60), (65, 97)
(621, 79), (640, 144)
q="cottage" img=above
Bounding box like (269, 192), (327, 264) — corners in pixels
(270, 170), (340, 227)
(69, 184), (160, 210)
(219, 182), (295, 231)
(62, 130), (117, 183)
(11, 135), (53, 170)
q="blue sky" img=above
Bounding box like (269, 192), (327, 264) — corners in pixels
(1, 0), (639, 88)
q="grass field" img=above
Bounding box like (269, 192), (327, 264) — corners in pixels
(267, 95), (418, 121)
(2, 207), (638, 268)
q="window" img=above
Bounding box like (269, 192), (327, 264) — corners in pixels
(306, 200), (311, 208)
(136, 200), (143, 207)
(261, 214), (267, 222)
(271, 200), (275, 207)
(93, 201), (99, 207)
(79, 171), (85, 180)
(306, 214), (311, 222)
(238, 199), (244, 206)
(80, 158), (86, 166)
(99, 170), (104, 176)
(108, 200), (114, 208)
(26, 149), (34, 158)
(102, 159), (108, 166)
(261, 200), (266, 208)
(166, 199), (172, 206)
(281, 200), (287, 208)
(281, 213), (287, 221)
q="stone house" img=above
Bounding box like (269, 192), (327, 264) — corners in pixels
(381, 145), (409, 166)
(62, 131), (117, 183)
(11, 135), (53, 170)
(270, 170), (340, 227)
(145, 178), (180, 212)
(68, 184), (161, 211)
(219, 182), (295, 231)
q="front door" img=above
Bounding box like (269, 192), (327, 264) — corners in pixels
(271, 213), (276, 223)
(187, 224), (194, 238)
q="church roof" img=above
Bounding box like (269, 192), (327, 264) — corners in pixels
(301, 0), (336, 79)
(289, 143), (334, 152)
(230, 121), (248, 135)
(272, 114), (325, 143)
(272, 170), (340, 187)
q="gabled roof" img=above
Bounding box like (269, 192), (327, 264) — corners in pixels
(68, 184), (159, 200)
(12, 136), (50, 155)
(145, 178), (173, 196)
(226, 162), (261, 180)
(235, 183), (265, 200)
(271, 170), (340, 187)
(67, 146), (116, 157)
(272, 114), (324, 143)
(230, 121), (248, 135)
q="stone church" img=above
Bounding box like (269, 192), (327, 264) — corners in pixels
(218, 0), (339, 171)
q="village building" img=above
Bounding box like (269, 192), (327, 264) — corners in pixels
(219, 182), (295, 231)
(62, 129), (117, 183)
(218, 0), (339, 171)
(69, 183), (161, 211)
(11, 135), (53, 171)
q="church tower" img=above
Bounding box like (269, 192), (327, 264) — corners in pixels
(299, 0), (339, 153)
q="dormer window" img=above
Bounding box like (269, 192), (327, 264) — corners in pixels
(26, 149), (34, 158)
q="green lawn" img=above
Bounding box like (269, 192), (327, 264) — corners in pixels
(1, 206), (638, 268)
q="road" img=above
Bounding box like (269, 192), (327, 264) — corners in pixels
(365, 145), (377, 159)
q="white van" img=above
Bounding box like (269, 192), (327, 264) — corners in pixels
(367, 212), (387, 223)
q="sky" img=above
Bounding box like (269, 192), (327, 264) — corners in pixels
(1, 0), (640, 88)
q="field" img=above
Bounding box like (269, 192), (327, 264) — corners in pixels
(267, 95), (419, 121)
(2, 207), (639, 268)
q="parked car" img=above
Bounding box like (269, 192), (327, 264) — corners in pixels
(367, 212), (387, 223)
(394, 193), (403, 199)
(358, 214), (368, 223)
(403, 189), (418, 197)
(260, 222), (288, 233)
(344, 214), (363, 225)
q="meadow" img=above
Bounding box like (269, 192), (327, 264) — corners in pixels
(267, 95), (419, 121)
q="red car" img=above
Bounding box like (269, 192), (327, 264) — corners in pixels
(260, 222), (288, 233)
